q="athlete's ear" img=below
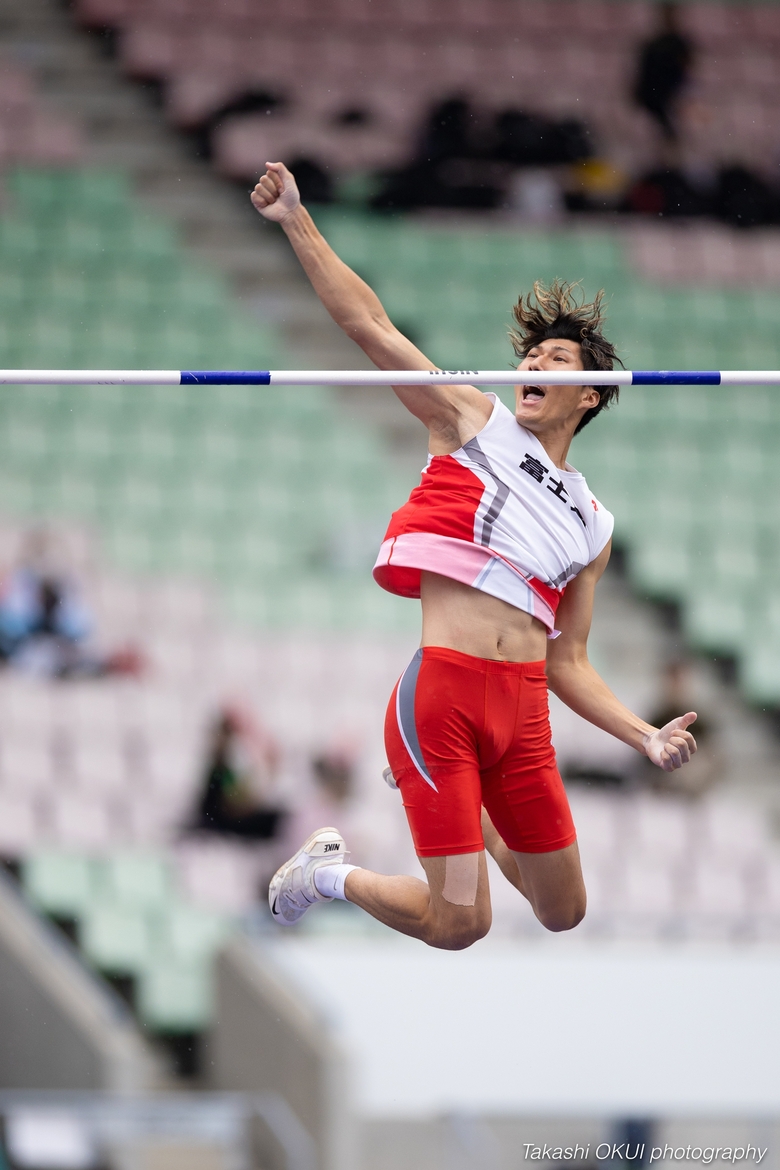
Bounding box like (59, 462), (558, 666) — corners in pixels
(583, 386), (600, 408)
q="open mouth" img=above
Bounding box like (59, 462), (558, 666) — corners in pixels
(522, 386), (546, 402)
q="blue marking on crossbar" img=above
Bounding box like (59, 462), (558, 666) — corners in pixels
(180, 371), (272, 385)
(631, 371), (721, 385)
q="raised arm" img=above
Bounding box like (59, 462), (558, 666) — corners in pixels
(546, 542), (698, 772)
(250, 162), (490, 447)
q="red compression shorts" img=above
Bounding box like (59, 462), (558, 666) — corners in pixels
(384, 646), (576, 857)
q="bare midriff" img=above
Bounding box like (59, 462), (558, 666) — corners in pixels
(419, 571), (549, 663)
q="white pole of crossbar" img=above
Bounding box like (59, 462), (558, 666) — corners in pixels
(0, 369), (777, 386)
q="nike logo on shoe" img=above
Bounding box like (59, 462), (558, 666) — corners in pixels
(323, 842), (341, 853)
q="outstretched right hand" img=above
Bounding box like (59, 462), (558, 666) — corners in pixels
(250, 161), (301, 223)
(642, 712), (698, 772)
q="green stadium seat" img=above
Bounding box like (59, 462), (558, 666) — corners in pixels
(23, 853), (96, 919)
(158, 903), (233, 963)
(0, 221), (43, 267)
(630, 535), (696, 598)
(101, 852), (173, 911)
(740, 636), (780, 707)
(683, 589), (750, 657)
(81, 901), (154, 974)
(137, 958), (212, 1032)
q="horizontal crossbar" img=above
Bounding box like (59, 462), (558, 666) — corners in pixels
(0, 369), (776, 386)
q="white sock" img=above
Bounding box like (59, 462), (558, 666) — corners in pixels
(314, 863), (359, 901)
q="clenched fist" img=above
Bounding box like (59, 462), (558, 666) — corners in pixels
(250, 161), (301, 223)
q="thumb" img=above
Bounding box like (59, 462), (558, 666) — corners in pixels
(669, 711), (697, 732)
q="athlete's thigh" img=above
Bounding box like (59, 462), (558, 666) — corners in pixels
(419, 851), (492, 943)
(385, 649), (485, 857)
(511, 841), (586, 929)
(480, 668), (576, 856)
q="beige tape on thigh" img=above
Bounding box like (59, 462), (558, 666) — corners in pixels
(442, 853), (479, 906)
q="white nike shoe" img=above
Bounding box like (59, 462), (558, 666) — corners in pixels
(268, 827), (350, 926)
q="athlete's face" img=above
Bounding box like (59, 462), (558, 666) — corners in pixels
(514, 338), (600, 433)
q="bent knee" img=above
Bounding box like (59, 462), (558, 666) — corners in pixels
(537, 898), (586, 933)
(424, 912), (491, 951)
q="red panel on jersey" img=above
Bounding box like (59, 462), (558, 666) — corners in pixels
(384, 455), (484, 544)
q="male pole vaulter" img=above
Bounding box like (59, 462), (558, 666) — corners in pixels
(252, 162), (697, 949)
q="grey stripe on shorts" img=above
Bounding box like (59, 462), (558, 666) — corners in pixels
(396, 649), (437, 791)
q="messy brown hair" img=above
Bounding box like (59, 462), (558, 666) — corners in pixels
(509, 279), (622, 434)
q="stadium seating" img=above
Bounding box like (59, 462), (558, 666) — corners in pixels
(23, 850), (231, 1031)
(0, 59), (84, 169)
(0, 167), (417, 636)
(70, 0), (780, 183)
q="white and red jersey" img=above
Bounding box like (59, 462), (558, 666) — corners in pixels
(373, 394), (613, 635)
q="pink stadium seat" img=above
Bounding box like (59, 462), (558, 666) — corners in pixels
(49, 793), (116, 849)
(686, 3), (749, 45)
(631, 795), (693, 863)
(0, 738), (54, 795)
(242, 34), (309, 88)
(189, 29), (242, 73)
(434, 38), (485, 87)
(0, 64), (35, 106)
(167, 71), (238, 127)
(392, 0), (445, 28)
(331, 0), (381, 25)
(212, 109), (407, 180)
(752, 5), (780, 41)
(174, 838), (264, 914)
(74, 0), (132, 28)
(617, 856), (679, 916)
(749, 54), (778, 97)
(120, 22), (179, 78)
(566, 791), (620, 860)
(686, 858), (749, 918)
(315, 34), (366, 77)
(0, 794), (40, 856)
(18, 112), (85, 166)
(760, 859), (780, 915)
(210, 0), (258, 20)
(0, 66), (79, 169)
(72, 743), (127, 796)
(573, 0), (650, 38)
(269, 0), (314, 22)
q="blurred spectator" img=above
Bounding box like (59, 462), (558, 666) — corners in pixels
(0, 545), (143, 679)
(714, 165), (780, 228)
(509, 170), (564, 222)
(625, 165), (710, 217)
(625, 162), (780, 225)
(311, 750), (353, 805)
(284, 157), (335, 204)
(421, 97), (476, 164)
(281, 744), (359, 850)
(194, 707), (286, 840)
(643, 660), (721, 796)
(372, 95), (591, 212)
(493, 109), (592, 168)
(633, 3), (694, 142)
(372, 95), (503, 211)
(565, 158), (629, 213)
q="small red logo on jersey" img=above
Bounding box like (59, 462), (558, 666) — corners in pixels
(592, 499), (598, 510)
